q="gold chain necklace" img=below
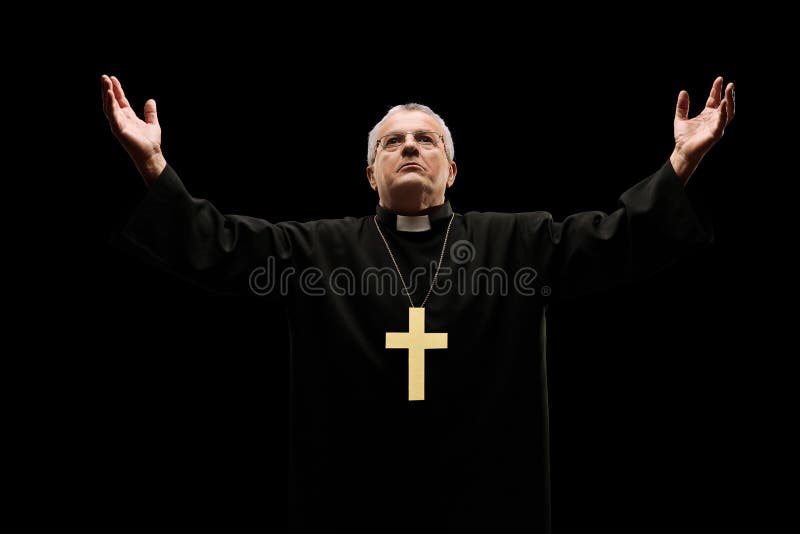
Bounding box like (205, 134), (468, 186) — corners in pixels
(372, 212), (456, 308)
(373, 211), (456, 401)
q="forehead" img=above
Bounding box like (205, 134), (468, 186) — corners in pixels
(378, 110), (441, 136)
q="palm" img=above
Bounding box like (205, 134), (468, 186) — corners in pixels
(673, 77), (735, 162)
(675, 106), (724, 156)
(115, 104), (160, 153)
(102, 76), (161, 162)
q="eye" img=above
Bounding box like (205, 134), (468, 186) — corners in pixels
(385, 135), (402, 146)
(419, 134), (434, 143)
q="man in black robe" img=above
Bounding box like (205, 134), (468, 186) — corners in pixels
(102, 74), (735, 532)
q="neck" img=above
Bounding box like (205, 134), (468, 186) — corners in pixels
(380, 196), (444, 216)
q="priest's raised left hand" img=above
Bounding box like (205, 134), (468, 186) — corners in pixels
(669, 76), (736, 185)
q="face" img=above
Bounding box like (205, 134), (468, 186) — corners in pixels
(366, 110), (457, 211)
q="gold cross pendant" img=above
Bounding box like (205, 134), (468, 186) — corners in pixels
(386, 308), (448, 401)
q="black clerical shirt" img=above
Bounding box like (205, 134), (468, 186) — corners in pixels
(116, 159), (712, 532)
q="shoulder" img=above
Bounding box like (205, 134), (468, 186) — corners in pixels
(275, 215), (366, 236)
(454, 211), (557, 248)
(461, 209), (555, 230)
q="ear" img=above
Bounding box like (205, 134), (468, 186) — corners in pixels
(446, 161), (457, 188)
(366, 165), (378, 191)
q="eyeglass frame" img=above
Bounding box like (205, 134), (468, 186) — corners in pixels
(375, 130), (446, 152)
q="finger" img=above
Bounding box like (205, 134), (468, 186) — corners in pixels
(715, 98), (728, 137)
(725, 82), (735, 123)
(102, 85), (111, 116)
(101, 75), (112, 115)
(705, 76), (723, 108)
(143, 98), (159, 126)
(101, 76), (122, 130)
(110, 75), (131, 109)
(101, 75), (117, 114)
(105, 89), (123, 131)
(102, 82), (120, 117)
(675, 90), (689, 120)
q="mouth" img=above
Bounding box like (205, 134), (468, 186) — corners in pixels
(399, 162), (424, 171)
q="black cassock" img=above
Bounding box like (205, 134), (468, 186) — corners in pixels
(116, 160), (712, 532)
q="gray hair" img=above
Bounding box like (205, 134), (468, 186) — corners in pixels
(367, 103), (455, 165)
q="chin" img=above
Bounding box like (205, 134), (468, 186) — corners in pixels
(391, 175), (428, 193)
(394, 173), (429, 186)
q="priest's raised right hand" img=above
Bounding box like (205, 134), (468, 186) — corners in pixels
(101, 75), (166, 187)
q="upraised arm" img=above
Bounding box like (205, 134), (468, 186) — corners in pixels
(101, 75), (166, 186)
(670, 76), (736, 185)
(102, 75), (318, 298)
(527, 77), (733, 300)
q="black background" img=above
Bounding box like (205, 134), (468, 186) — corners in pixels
(62, 29), (775, 532)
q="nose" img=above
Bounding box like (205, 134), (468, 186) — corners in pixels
(401, 133), (420, 155)
(398, 132), (417, 146)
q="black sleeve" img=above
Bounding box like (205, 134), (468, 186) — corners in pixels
(523, 160), (714, 301)
(110, 165), (315, 298)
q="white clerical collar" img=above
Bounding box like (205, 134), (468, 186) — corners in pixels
(396, 214), (431, 232)
(375, 200), (454, 233)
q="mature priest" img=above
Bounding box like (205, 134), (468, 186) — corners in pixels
(102, 75), (735, 532)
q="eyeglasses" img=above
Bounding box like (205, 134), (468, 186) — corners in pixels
(376, 130), (445, 151)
